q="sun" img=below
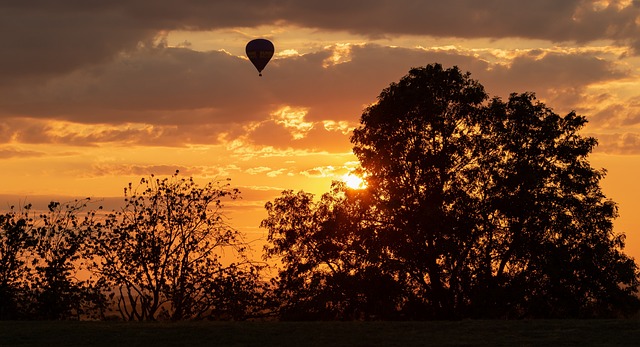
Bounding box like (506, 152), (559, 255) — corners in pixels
(341, 173), (366, 189)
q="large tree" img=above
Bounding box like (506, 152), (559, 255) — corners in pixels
(352, 64), (639, 318)
(352, 63), (490, 318)
(91, 172), (266, 321)
(264, 63), (639, 319)
(473, 93), (640, 318)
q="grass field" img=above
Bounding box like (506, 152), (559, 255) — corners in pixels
(1, 319), (639, 346)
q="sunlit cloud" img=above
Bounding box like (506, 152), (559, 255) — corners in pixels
(86, 164), (204, 178)
(277, 49), (301, 57)
(323, 43), (356, 68)
(266, 168), (289, 177)
(299, 162), (363, 181)
(270, 106), (314, 140)
(215, 164), (243, 177)
(240, 185), (286, 192)
(225, 137), (338, 161)
(43, 121), (172, 146)
(322, 120), (355, 134)
(300, 166), (338, 178)
(245, 166), (272, 175)
(587, 0), (634, 12)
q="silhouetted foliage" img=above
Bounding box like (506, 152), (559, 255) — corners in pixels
(0, 200), (107, 320)
(263, 63), (640, 319)
(472, 93), (640, 318)
(262, 182), (403, 320)
(90, 172), (266, 321)
(0, 207), (33, 319)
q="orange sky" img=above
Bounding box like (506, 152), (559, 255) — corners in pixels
(2, 1), (640, 260)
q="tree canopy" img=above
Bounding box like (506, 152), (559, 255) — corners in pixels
(91, 172), (266, 321)
(263, 63), (640, 319)
(0, 200), (106, 320)
(262, 183), (403, 320)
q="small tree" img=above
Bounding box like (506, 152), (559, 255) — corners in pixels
(28, 200), (107, 320)
(91, 172), (265, 321)
(1, 200), (107, 320)
(0, 207), (33, 319)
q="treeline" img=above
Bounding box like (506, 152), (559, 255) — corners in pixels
(0, 175), (267, 321)
(2, 64), (640, 321)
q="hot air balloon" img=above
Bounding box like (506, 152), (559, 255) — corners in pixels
(245, 39), (274, 76)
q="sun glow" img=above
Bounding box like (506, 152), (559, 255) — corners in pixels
(342, 173), (366, 189)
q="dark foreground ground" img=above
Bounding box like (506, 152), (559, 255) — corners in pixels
(1, 319), (639, 347)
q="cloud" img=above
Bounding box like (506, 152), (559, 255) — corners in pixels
(0, 146), (46, 159)
(266, 169), (288, 177)
(488, 50), (627, 95)
(0, 44), (465, 126)
(300, 166), (337, 178)
(0, 3), (154, 85)
(0, 3), (636, 156)
(593, 133), (640, 154)
(245, 166), (272, 175)
(83, 164), (247, 179)
(0, 42), (633, 153)
(274, 1), (640, 49)
(246, 119), (353, 152)
(3, 1), (640, 87)
(0, 47), (261, 123)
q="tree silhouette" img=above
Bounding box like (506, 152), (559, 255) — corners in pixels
(352, 63), (489, 319)
(264, 63), (640, 319)
(473, 93), (640, 317)
(0, 207), (33, 319)
(0, 200), (107, 320)
(90, 172), (266, 321)
(262, 183), (403, 320)
(28, 200), (107, 319)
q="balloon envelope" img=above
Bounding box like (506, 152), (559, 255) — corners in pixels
(246, 39), (274, 76)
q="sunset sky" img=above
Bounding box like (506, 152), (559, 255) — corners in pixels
(2, 1), (640, 260)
